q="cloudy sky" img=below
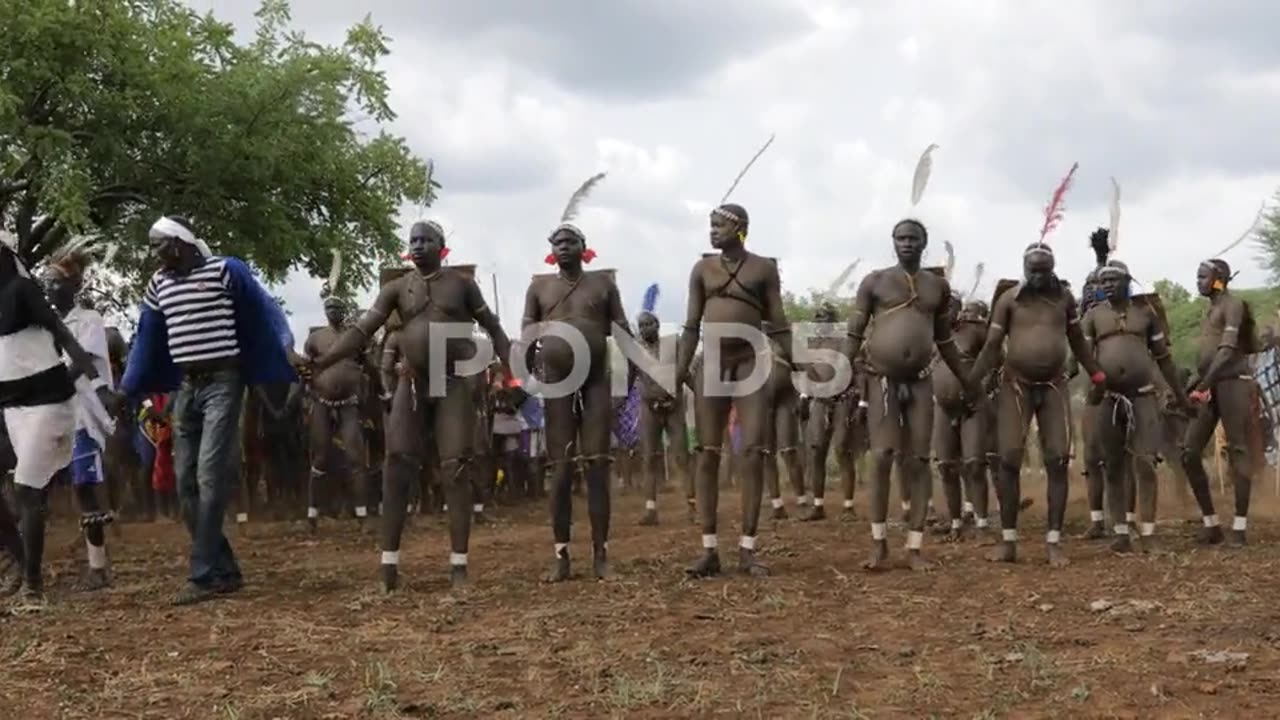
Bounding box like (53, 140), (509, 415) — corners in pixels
(189, 0), (1280, 341)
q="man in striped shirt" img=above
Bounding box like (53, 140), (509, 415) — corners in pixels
(122, 216), (298, 606)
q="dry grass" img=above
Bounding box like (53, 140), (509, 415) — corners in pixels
(4, 477), (1280, 718)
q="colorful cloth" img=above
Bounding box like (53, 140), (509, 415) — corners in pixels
(68, 429), (103, 486)
(614, 380), (642, 448)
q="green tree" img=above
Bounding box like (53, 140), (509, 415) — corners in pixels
(0, 0), (432, 302)
(1255, 189), (1280, 285)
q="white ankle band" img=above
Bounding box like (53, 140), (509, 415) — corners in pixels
(473, 504), (484, 513)
(739, 535), (757, 550)
(1203, 514), (1219, 527)
(381, 551), (400, 565)
(800, 494), (812, 506)
(1002, 529), (1017, 542)
(963, 501), (974, 514)
(235, 512), (248, 523)
(702, 534), (718, 549)
(871, 522), (887, 540)
(355, 506), (368, 518)
(951, 519), (962, 530)
(976, 517), (989, 528)
(1114, 524), (1129, 535)
(1090, 510), (1104, 522)
(86, 542), (108, 570)
(770, 497), (783, 509)
(1140, 522), (1155, 537)
(1046, 530), (1061, 544)
(554, 542), (569, 557)
(646, 500), (657, 510)
(906, 530), (923, 550)
(843, 499), (855, 509)
(1233, 516), (1247, 531)
(1125, 512), (1136, 523)
(450, 552), (467, 566)
(901, 501), (910, 512)
(307, 507), (318, 519)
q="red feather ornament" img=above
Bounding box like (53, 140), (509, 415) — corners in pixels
(1038, 162), (1079, 243)
(545, 248), (597, 265)
(402, 247), (450, 261)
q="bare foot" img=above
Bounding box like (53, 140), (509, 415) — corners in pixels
(1137, 535), (1157, 554)
(1196, 525), (1225, 545)
(1018, 498), (1034, 513)
(593, 548), (611, 579)
(638, 510), (658, 526)
(449, 564), (468, 588)
(737, 549), (769, 577)
(686, 550), (721, 578)
(800, 506), (826, 522)
(546, 554), (571, 583)
(988, 541), (1017, 563)
(379, 564), (398, 594)
(907, 550), (933, 571)
(771, 506), (788, 521)
(686, 503), (698, 524)
(1109, 535), (1133, 554)
(1047, 543), (1070, 567)
(1228, 529), (1247, 547)
(840, 507), (857, 523)
(940, 527), (964, 544)
(1083, 522), (1106, 540)
(74, 568), (111, 592)
(862, 540), (891, 571)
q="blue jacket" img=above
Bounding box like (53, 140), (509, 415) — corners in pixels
(121, 257), (298, 396)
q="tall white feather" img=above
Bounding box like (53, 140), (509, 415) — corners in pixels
(1214, 200), (1268, 257)
(825, 258), (863, 298)
(910, 144), (939, 207)
(1108, 177), (1121, 251)
(326, 250), (342, 295)
(968, 262), (985, 300)
(561, 172), (607, 223)
(943, 240), (956, 281)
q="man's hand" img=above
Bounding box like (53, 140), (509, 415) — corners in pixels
(95, 386), (124, 418)
(1189, 388), (1212, 405)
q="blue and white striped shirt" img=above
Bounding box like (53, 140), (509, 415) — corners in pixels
(143, 256), (240, 365)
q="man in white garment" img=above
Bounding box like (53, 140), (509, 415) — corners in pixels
(43, 240), (118, 590)
(0, 232), (118, 602)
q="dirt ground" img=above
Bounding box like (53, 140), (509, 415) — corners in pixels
(4, 476), (1280, 720)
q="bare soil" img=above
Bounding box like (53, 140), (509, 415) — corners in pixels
(4, 478), (1280, 719)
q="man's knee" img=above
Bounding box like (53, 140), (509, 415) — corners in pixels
(1178, 447), (1204, 470)
(998, 448), (1024, 470)
(1042, 454), (1069, 470)
(1225, 444), (1255, 478)
(936, 459), (961, 478)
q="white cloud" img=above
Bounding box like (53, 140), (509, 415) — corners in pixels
(181, 0), (1280, 347)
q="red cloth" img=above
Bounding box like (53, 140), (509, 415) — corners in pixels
(149, 394), (175, 494)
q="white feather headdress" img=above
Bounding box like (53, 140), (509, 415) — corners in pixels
(551, 172), (607, 241)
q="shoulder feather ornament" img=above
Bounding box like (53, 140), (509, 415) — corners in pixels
(911, 144), (939, 208)
(1213, 200), (1268, 257)
(1108, 177), (1121, 251)
(326, 250), (342, 295)
(1037, 162), (1079, 244)
(943, 240), (956, 281)
(720, 134), (775, 205)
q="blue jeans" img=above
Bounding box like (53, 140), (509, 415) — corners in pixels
(173, 369), (244, 587)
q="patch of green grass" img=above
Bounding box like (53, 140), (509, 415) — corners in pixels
(364, 661), (399, 716)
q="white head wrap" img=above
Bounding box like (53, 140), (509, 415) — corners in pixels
(149, 216), (211, 258)
(0, 229), (31, 278)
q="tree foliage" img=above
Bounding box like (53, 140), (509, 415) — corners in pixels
(1257, 188), (1280, 286)
(0, 0), (432, 305)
